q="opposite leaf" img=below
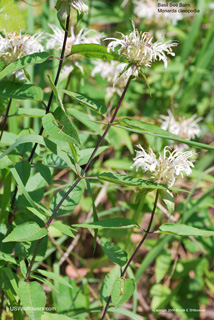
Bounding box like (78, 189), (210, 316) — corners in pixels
(73, 218), (139, 230)
(70, 44), (128, 62)
(42, 107), (80, 146)
(61, 90), (107, 115)
(101, 237), (128, 267)
(158, 224), (214, 237)
(0, 82), (44, 101)
(3, 222), (48, 242)
(0, 52), (50, 80)
(111, 278), (135, 306)
(19, 281), (46, 320)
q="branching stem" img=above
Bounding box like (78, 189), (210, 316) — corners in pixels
(26, 75), (132, 279)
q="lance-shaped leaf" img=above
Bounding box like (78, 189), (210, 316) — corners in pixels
(48, 75), (65, 111)
(0, 52), (50, 80)
(61, 90), (107, 115)
(118, 118), (214, 151)
(0, 82), (44, 101)
(3, 222), (48, 242)
(99, 172), (168, 190)
(19, 281), (46, 320)
(37, 269), (73, 289)
(111, 278), (135, 306)
(50, 180), (85, 217)
(158, 224), (214, 237)
(0, 134), (75, 171)
(101, 237), (128, 267)
(70, 44), (127, 62)
(159, 190), (174, 215)
(42, 107), (80, 146)
(73, 218), (139, 229)
(49, 222), (76, 238)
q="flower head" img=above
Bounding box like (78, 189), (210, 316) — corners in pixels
(131, 145), (196, 187)
(105, 21), (178, 76)
(0, 30), (44, 65)
(159, 110), (202, 141)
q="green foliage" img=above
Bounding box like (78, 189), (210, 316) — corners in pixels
(42, 107), (80, 145)
(111, 278), (135, 306)
(99, 172), (168, 190)
(73, 218), (139, 229)
(3, 222), (48, 242)
(0, 53), (50, 80)
(19, 281), (46, 320)
(70, 44), (127, 62)
(0, 82), (43, 101)
(0, 1), (213, 319)
(100, 237), (128, 266)
(61, 89), (107, 115)
(158, 224), (214, 237)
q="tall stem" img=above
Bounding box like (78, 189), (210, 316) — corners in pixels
(100, 190), (159, 320)
(47, 75), (132, 226)
(26, 75), (132, 279)
(28, 13), (71, 163)
(0, 98), (12, 141)
(11, 14), (71, 211)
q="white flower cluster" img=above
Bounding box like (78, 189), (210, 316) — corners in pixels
(106, 21), (178, 75)
(0, 31), (44, 64)
(131, 145), (196, 187)
(133, 0), (183, 26)
(159, 110), (202, 141)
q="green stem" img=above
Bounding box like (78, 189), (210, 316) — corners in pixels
(100, 190), (159, 320)
(0, 98), (12, 141)
(11, 14), (71, 211)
